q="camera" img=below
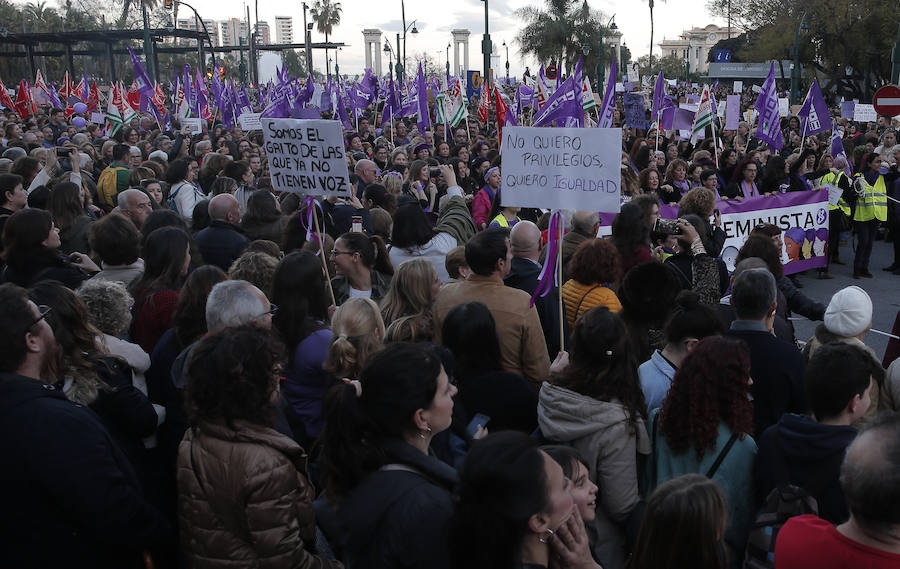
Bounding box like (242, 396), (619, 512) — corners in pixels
(56, 147), (73, 157)
(653, 217), (682, 235)
(429, 167), (442, 179)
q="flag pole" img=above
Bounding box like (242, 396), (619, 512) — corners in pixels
(800, 117), (807, 152)
(556, 209), (564, 352)
(312, 205), (337, 307)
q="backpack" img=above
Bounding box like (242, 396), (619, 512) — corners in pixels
(742, 484), (818, 569)
(96, 165), (128, 209)
(166, 183), (183, 213)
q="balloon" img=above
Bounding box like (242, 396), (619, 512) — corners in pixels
(72, 117), (86, 128)
(73, 102), (87, 114)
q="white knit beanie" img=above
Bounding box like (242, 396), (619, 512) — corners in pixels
(824, 286), (872, 338)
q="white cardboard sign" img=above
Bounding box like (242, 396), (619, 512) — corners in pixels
(238, 112), (262, 131)
(261, 118), (352, 196)
(182, 118), (203, 134)
(500, 126), (622, 212)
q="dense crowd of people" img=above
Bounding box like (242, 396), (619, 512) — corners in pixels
(1, 84), (900, 569)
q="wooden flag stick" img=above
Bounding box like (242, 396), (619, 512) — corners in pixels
(312, 203), (337, 307)
(557, 210), (565, 351)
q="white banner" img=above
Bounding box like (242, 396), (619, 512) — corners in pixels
(500, 126), (622, 212)
(853, 103), (877, 122)
(182, 118), (203, 134)
(238, 112), (262, 131)
(261, 118), (352, 196)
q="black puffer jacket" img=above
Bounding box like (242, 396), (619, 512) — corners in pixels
(317, 438), (458, 569)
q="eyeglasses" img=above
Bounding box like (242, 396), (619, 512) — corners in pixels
(27, 305), (52, 330)
(330, 249), (355, 256)
(260, 303), (278, 317)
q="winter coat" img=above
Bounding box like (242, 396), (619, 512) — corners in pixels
(1, 250), (90, 289)
(561, 280), (621, 327)
(177, 420), (338, 569)
(317, 438), (458, 569)
(647, 409), (757, 569)
(504, 256), (565, 358)
(0, 372), (170, 568)
(537, 382), (650, 569)
(195, 220), (250, 272)
(59, 214), (93, 255)
(754, 413), (856, 524)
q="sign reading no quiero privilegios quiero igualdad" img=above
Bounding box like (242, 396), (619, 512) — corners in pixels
(261, 118), (352, 196)
(500, 126), (622, 212)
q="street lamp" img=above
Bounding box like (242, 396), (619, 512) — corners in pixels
(481, 0), (491, 90)
(597, 15), (616, 95)
(302, 2), (312, 78)
(791, 12), (808, 104)
(398, 0), (418, 81)
(502, 40), (509, 81)
(384, 40), (394, 80)
(166, 0), (217, 84)
(446, 42), (451, 79)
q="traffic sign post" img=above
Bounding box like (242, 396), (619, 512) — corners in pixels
(873, 85), (900, 117)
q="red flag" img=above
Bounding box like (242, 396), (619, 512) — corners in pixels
(0, 78), (16, 111)
(477, 83), (491, 123)
(75, 76), (86, 102)
(59, 70), (73, 100)
(15, 80), (32, 118)
(127, 79), (141, 111)
(152, 82), (167, 117)
(494, 85), (509, 139)
(87, 81), (100, 111)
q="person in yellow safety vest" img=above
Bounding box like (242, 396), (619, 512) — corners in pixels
(818, 161), (853, 278)
(488, 190), (521, 229)
(851, 153), (893, 279)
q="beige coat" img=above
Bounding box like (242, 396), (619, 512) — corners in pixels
(434, 274), (550, 387)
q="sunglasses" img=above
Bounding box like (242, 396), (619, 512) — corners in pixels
(28, 304), (52, 330)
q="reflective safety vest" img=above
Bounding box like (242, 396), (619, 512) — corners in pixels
(853, 175), (888, 222)
(489, 213), (520, 228)
(820, 171), (851, 217)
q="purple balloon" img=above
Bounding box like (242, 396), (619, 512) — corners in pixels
(73, 102), (87, 114)
(71, 116), (87, 128)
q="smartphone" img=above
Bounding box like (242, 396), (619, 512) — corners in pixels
(653, 217), (682, 235)
(466, 413), (491, 439)
(56, 147), (72, 157)
(429, 167), (442, 179)
(351, 215), (363, 233)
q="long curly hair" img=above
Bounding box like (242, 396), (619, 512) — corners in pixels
(568, 238), (622, 286)
(659, 336), (754, 459)
(553, 306), (647, 428)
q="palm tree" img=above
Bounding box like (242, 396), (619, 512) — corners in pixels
(23, 1), (53, 32)
(118, 0), (159, 29)
(515, 0), (606, 78)
(310, 0), (342, 76)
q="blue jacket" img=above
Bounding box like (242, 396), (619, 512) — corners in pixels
(194, 220), (250, 272)
(638, 350), (676, 414)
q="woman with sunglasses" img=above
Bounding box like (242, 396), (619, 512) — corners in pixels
(329, 232), (393, 306)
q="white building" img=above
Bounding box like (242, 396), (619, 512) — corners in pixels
(220, 18), (249, 47)
(658, 24), (731, 75)
(256, 21), (271, 45)
(275, 16), (293, 45)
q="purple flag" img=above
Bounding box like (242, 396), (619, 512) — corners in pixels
(798, 80), (832, 136)
(297, 77), (315, 107)
(415, 63), (430, 136)
(725, 94), (741, 130)
(651, 71), (667, 120)
(596, 56), (617, 128)
(182, 65), (194, 117)
(533, 76), (580, 127)
(127, 46), (155, 99)
(381, 77), (400, 126)
(830, 128), (853, 178)
(237, 85), (253, 115)
(81, 71), (89, 102)
(753, 62), (783, 150)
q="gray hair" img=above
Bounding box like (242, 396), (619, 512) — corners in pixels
(572, 210), (600, 235)
(840, 411), (900, 533)
(195, 140), (212, 156)
(205, 280), (267, 332)
(731, 268), (776, 321)
(76, 279), (133, 337)
(117, 188), (144, 211)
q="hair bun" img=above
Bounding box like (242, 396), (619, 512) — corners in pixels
(675, 290), (700, 310)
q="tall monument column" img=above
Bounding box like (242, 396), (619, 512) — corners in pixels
(362, 29), (383, 74)
(451, 29), (470, 78)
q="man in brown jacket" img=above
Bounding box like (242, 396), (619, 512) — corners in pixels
(434, 227), (551, 388)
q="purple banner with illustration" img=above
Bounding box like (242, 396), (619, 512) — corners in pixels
(598, 190), (828, 274)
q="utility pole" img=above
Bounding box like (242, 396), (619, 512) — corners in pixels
(892, 20), (900, 85)
(246, 5), (256, 85)
(141, 0), (155, 82)
(303, 2), (312, 79)
(481, 0), (491, 89)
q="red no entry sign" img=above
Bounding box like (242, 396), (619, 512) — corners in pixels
(873, 85), (900, 117)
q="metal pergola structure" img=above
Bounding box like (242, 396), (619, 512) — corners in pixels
(0, 29), (345, 83)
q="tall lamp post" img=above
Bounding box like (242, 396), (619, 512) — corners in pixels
(167, 0), (217, 83)
(141, 0), (154, 81)
(446, 42), (451, 78)
(399, 0), (418, 80)
(790, 12), (808, 104)
(384, 39), (394, 80)
(891, 19), (900, 84)
(481, 0), (491, 89)
(302, 2), (313, 78)
(502, 40), (509, 81)
(597, 15), (616, 95)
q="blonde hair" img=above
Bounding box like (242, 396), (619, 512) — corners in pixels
(382, 174), (402, 196)
(381, 258), (435, 328)
(324, 297), (385, 379)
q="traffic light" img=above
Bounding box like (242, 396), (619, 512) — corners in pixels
(164, 0), (173, 8)
(219, 66), (225, 80)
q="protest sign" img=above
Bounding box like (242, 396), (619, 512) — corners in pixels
(238, 112), (262, 131)
(500, 126), (622, 212)
(615, 82), (625, 92)
(841, 101), (856, 119)
(725, 95), (740, 130)
(624, 93), (648, 129)
(261, 118), (352, 196)
(659, 190), (829, 273)
(778, 98), (789, 117)
(733, 80), (743, 92)
(90, 112), (105, 124)
(752, 85), (762, 93)
(853, 103), (877, 122)
(182, 118), (202, 134)
(824, 184), (844, 206)
(717, 99), (727, 119)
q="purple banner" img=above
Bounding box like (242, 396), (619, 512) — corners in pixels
(725, 94), (740, 130)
